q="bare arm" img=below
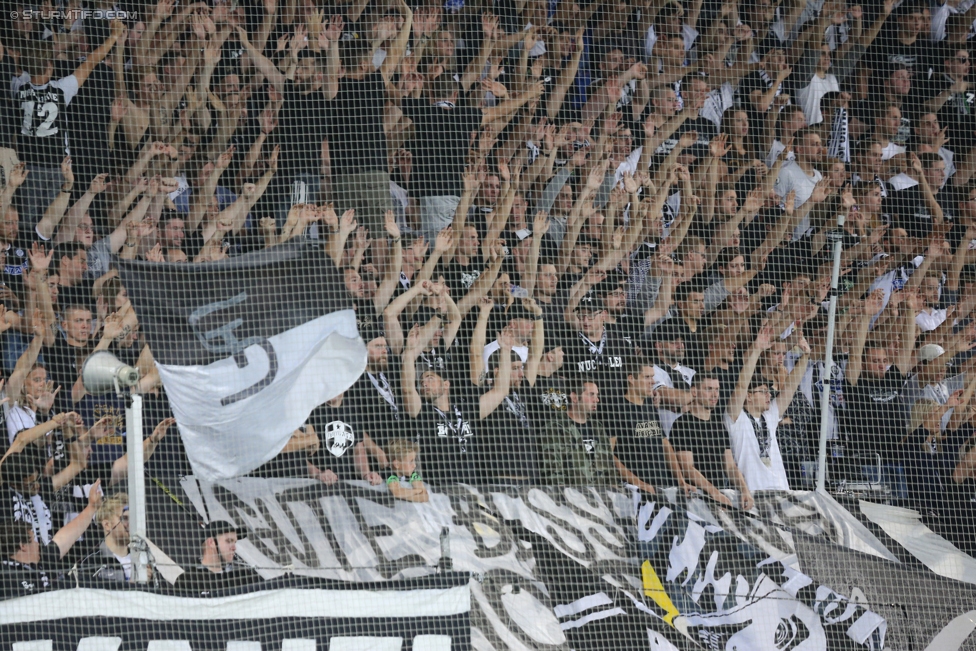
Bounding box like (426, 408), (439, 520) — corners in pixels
(401, 320), (439, 418)
(379, 0), (413, 86)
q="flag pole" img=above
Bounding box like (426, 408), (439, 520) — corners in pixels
(126, 393), (148, 583)
(816, 212), (846, 493)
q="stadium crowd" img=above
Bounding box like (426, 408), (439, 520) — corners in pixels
(3, 0), (976, 596)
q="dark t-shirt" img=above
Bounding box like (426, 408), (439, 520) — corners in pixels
(842, 367), (910, 461)
(0, 543), (60, 598)
(479, 388), (537, 481)
(401, 99), (482, 198)
(347, 365), (402, 449)
(440, 260), (483, 296)
(885, 184), (934, 239)
(307, 399), (362, 480)
(58, 278), (95, 311)
(614, 399), (670, 488)
(328, 72), (388, 175)
(13, 74), (77, 168)
(278, 81), (328, 178)
(172, 564), (263, 595)
(866, 36), (930, 75)
(562, 329), (630, 402)
(411, 395), (480, 485)
(43, 336), (92, 412)
(669, 412), (731, 488)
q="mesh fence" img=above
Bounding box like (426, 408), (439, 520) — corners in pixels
(2, 0), (976, 648)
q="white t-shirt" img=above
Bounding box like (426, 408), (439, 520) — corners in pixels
(482, 341), (529, 368)
(916, 308), (948, 332)
(766, 140), (796, 169)
(774, 160), (823, 209)
(725, 400), (790, 491)
(7, 404), (37, 444)
(652, 364), (695, 436)
(701, 82), (735, 128)
(796, 73), (839, 125)
(881, 141), (906, 161)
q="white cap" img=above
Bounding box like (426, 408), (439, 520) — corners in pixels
(918, 344), (946, 364)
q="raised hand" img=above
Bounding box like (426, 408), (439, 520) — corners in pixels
(150, 417), (177, 444)
(88, 173), (109, 195)
(28, 242), (54, 273)
(110, 97), (127, 123)
(60, 156), (74, 187)
(383, 210), (400, 239)
(339, 209), (357, 234)
(754, 325), (774, 351)
(434, 226), (454, 253)
(145, 243), (165, 262)
(532, 210), (550, 236)
(215, 146), (235, 170)
(8, 163), (28, 188)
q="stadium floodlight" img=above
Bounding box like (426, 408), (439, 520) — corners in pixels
(81, 352), (149, 584)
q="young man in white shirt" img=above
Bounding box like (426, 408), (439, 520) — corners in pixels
(726, 329), (811, 492)
(773, 128), (824, 209)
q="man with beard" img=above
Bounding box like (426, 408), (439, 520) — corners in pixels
(173, 521), (261, 594)
(650, 320), (695, 436)
(669, 373), (753, 509)
(562, 291), (631, 405)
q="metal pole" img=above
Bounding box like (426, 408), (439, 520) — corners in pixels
(126, 393), (148, 583)
(816, 214), (846, 493)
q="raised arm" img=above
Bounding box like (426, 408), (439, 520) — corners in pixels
(469, 298), (493, 385)
(479, 329), (514, 419)
(728, 327), (772, 421)
(379, 0), (413, 86)
(374, 212), (404, 312)
(523, 298), (545, 386)
(51, 480), (102, 558)
(237, 26), (286, 92)
(74, 20), (125, 87)
(547, 26), (585, 119)
(846, 290), (884, 386)
(401, 320), (439, 418)
(35, 157), (74, 242)
(384, 282), (431, 356)
(776, 337), (811, 410)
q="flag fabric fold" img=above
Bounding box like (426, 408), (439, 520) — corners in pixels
(118, 240), (366, 480)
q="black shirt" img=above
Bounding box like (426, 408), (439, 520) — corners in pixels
(479, 387), (537, 481)
(842, 367), (910, 461)
(866, 36), (930, 75)
(562, 328), (630, 403)
(411, 394), (480, 485)
(43, 335), (92, 412)
(13, 74), (77, 168)
(307, 399), (362, 481)
(614, 399), (670, 488)
(669, 412), (731, 489)
(57, 278), (96, 311)
(885, 184), (934, 239)
(401, 99), (483, 198)
(347, 364), (402, 448)
(172, 564), (264, 595)
(440, 260), (483, 296)
(277, 81), (328, 177)
(328, 72), (388, 175)
(0, 543), (60, 598)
